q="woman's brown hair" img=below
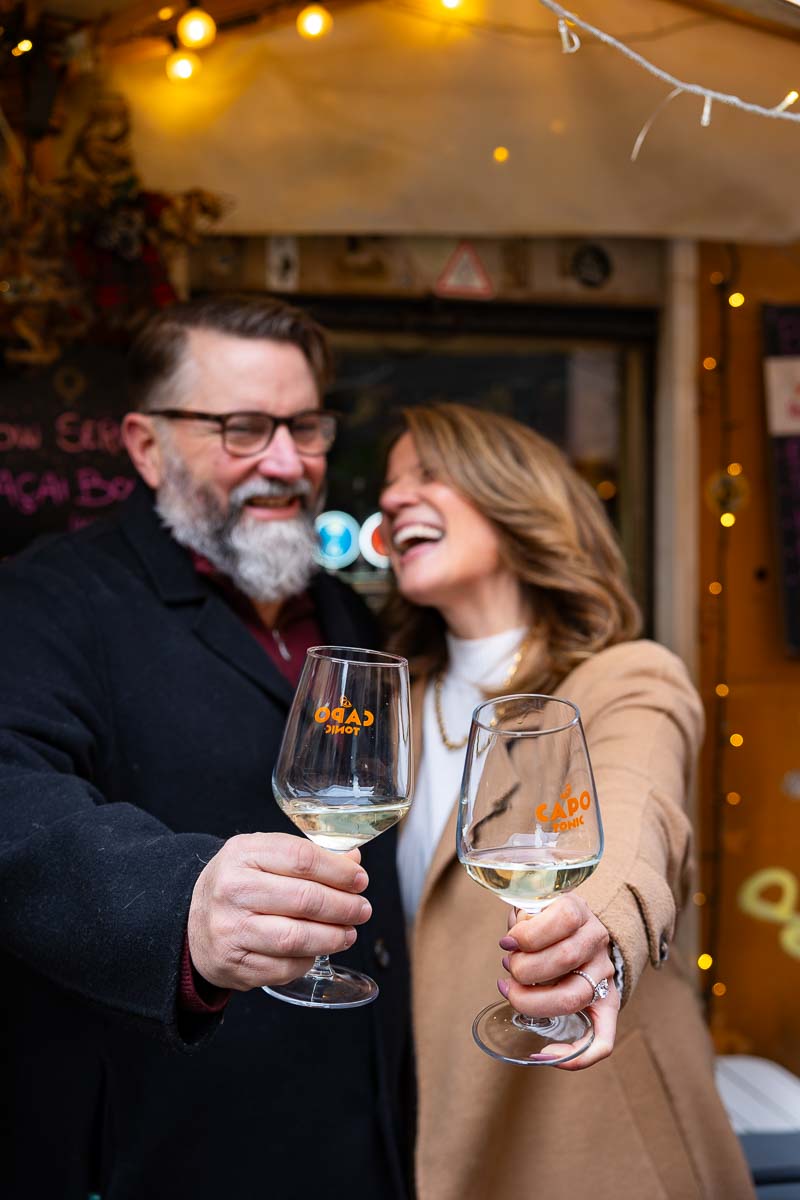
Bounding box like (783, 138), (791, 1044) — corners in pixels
(381, 403), (642, 694)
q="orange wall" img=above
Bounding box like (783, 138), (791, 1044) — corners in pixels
(698, 244), (800, 1072)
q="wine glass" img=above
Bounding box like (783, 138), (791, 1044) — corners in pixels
(457, 693), (604, 1065)
(266, 645), (413, 1009)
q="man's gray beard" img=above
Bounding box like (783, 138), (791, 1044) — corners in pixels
(155, 451), (319, 604)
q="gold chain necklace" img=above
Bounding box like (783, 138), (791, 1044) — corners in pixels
(433, 631), (533, 752)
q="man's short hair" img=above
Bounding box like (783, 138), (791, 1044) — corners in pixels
(127, 295), (333, 412)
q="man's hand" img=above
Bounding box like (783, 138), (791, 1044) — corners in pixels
(187, 833), (372, 991)
(498, 894), (620, 1070)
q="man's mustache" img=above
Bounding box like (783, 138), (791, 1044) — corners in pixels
(229, 478), (314, 515)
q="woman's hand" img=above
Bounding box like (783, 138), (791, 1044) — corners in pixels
(498, 894), (620, 1070)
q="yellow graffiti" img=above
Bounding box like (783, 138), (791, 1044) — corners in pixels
(738, 867), (800, 960)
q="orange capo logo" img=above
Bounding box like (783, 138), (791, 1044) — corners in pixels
(314, 694), (375, 737)
(535, 784), (592, 832)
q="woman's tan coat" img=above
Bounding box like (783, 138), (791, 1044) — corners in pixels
(410, 639), (755, 1200)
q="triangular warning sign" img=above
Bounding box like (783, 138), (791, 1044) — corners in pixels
(435, 242), (494, 300)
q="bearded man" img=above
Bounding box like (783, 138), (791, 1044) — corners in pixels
(0, 296), (411, 1200)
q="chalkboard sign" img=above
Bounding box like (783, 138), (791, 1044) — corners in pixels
(0, 346), (138, 558)
(762, 305), (800, 655)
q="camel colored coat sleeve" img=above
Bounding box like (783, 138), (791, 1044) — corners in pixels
(410, 639), (755, 1200)
(557, 640), (702, 1003)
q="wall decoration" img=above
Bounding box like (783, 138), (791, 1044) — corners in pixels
(0, 83), (223, 367)
(739, 867), (800, 960)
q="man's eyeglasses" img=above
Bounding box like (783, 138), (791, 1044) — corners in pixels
(147, 408), (338, 458)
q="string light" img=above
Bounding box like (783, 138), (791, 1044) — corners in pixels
(493, 145), (509, 163)
(176, 8), (217, 48)
(703, 356), (717, 371)
(165, 48), (201, 79)
(12, 39), (33, 55)
(704, 262), (745, 1020)
(596, 480), (617, 499)
(158, 6), (174, 18)
(693, 892), (707, 906)
(296, 5), (333, 38)
(537, 0), (800, 161)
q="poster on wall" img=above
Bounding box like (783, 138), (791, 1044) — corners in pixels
(762, 306), (800, 655)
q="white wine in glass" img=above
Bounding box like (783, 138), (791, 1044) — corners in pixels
(267, 645), (413, 1009)
(457, 693), (604, 1065)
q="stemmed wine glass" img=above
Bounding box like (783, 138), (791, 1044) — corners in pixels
(266, 645), (413, 1010)
(457, 693), (604, 1065)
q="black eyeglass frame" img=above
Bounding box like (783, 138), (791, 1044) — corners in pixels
(146, 407), (339, 457)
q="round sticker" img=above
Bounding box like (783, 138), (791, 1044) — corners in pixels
(358, 512), (391, 569)
(315, 510), (361, 570)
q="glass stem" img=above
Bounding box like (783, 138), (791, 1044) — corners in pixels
(511, 1012), (559, 1033)
(307, 955), (335, 980)
(510, 906), (558, 1032)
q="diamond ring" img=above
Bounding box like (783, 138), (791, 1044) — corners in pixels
(570, 968), (610, 1003)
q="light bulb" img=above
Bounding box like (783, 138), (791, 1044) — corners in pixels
(296, 5), (333, 38)
(493, 146), (509, 163)
(697, 953), (713, 970)
(176, 7), (216, 48)
(728, 292), (745, 308)
(776, 89), (799, 113)
(166, 48), (201, 79)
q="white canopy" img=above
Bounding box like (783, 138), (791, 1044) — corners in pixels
(105, 0), (800, 240)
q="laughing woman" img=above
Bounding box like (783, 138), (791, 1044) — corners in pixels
(379, 403), (754, 1200)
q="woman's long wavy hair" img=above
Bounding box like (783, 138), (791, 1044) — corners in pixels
(381, 403), (642, 694)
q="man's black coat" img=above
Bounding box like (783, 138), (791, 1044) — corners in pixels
(0, 486), (411, 1200)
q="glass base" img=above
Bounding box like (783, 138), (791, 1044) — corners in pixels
(263, 964), (378, 1009)
(473, 1002), (594, 1065)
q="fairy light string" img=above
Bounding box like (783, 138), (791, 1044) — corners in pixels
(539, 0), (800, 123)
(537, 0), (800, 159)
(699, 250), (749, 1013)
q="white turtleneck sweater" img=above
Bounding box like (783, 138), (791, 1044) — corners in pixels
(396, 626), (527, 926)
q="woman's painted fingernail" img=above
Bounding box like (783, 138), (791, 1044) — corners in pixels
(499, 936), (519, 951)
(501, 955), (510, 972)
(497, 978), (510, 998)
